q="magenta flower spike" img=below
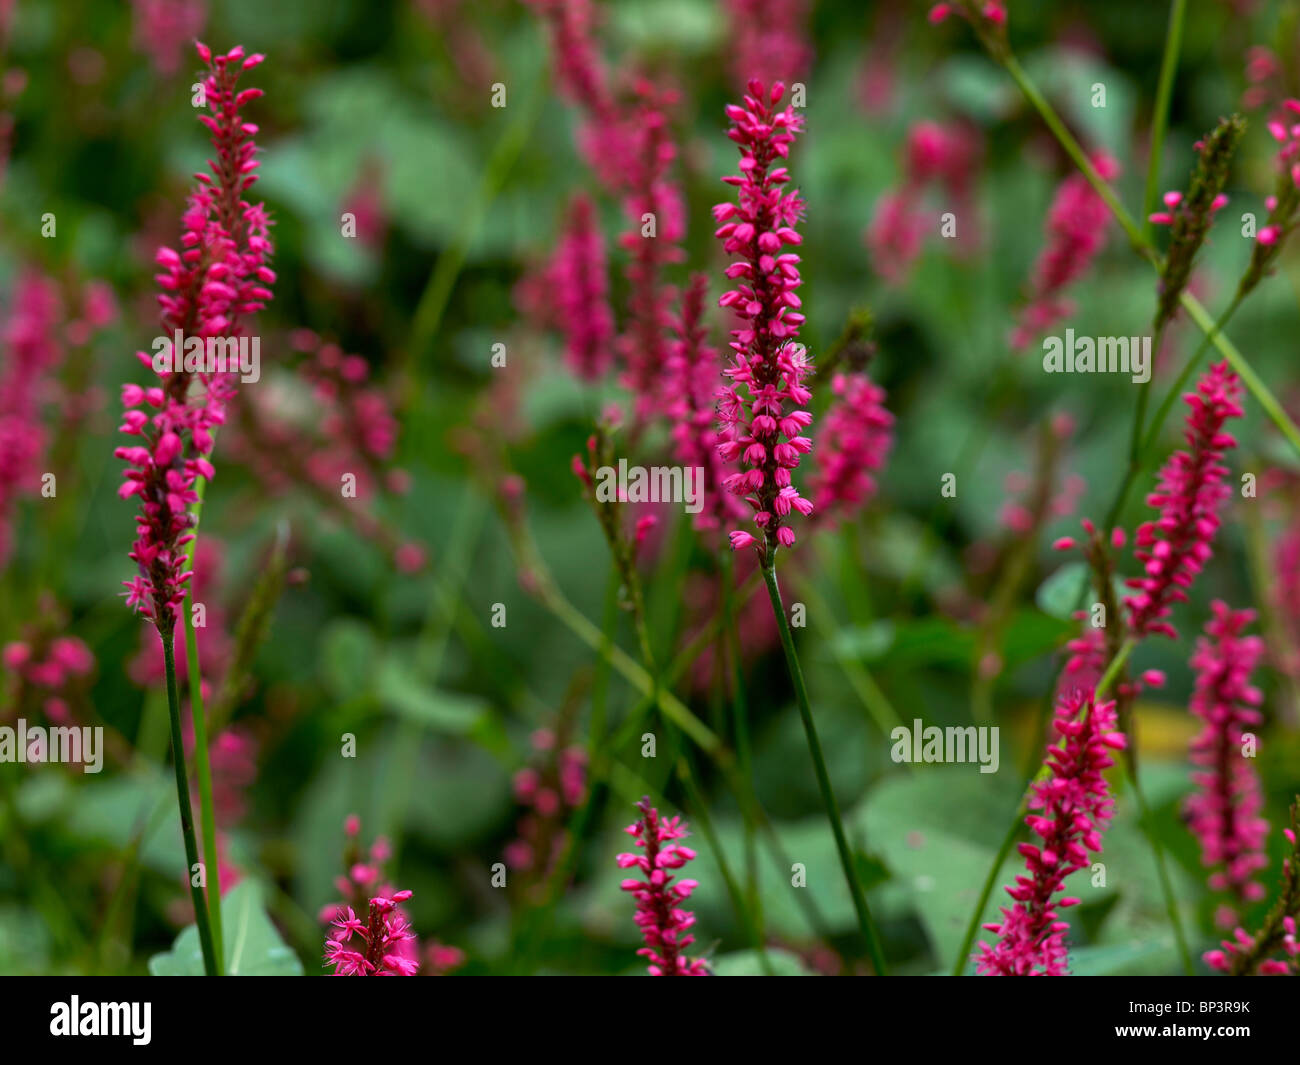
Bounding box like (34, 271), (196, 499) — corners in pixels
(324, 890), (419, 976)
(116, 42), (274, 634)
(714, 78), (813, 557)
(1185, 602), (1270, 924)
(1123, 361), (1243, 640)
(976, 689), (1126, 975)
(617, 799), (709, 976)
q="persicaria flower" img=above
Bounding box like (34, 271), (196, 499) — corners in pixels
(1185, 602), (1270, 924)
(551, 193), (614, 381)
(714, 79), (812, 556)
(117, 42), (274, 632)
(664, 273), (746, 533)
(976, 689), (1125, 975)
(723, 0), (813, 89)
(1010, 154), (1119, 350)
(617, 798), (709, 975)
(324, 891), (418, 976)
(808, 371), (893, 527)
(1123, 361), (1243, 640)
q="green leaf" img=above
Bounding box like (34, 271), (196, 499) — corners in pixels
(1036, 560), (1091, 620)
(376, 657), (487, 735)
(320, 619), (379, 701)
(148, 882), (303, 976)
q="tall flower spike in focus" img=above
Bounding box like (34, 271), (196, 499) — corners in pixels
(117, 42), (274, 634)
(1185, 602), (1270, 926)
(617, 798), (709, 976)
(714, 78), (812, 558)
(976, 689), (1126, 975)
(1151, 115), (1243, 330)
(1123, 361), (1243, 640)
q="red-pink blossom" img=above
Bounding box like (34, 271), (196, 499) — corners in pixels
(117, 43), (274, 631)
(1011, 154), (1119, 350)
(1185, 602), (1270, 924)
(714, 79), (812, 555)
(131, 0), (207, 77)
(616, 79), (686, 424)
(724, 0), (813, 88)
(1124, 361), (1243, 640)
(976, 689), (1125, 975)
(0, 271), (62, 568)
(617, 799), (709, 976)
(552, 193), (615, 381)
(664, 274), (747, 534)
(808, 371), (893, 527)
(325, 891), (418, 976)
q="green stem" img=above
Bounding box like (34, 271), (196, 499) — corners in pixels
(761, 559), (887, 973)
(180, 474), (222, 971)
(722, 551), (768, 964)
(161, 627), (218, 976)
(1143, 0), (1188, 242)
(1094, 636), (1136, 701)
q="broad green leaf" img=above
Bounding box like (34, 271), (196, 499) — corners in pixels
(149, 882), (303, 976)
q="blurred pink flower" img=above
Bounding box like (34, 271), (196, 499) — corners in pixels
(1186, 602), (1270, 923)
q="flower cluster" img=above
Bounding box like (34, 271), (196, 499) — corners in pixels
(976, 689), (1126, 975)
(1185, 602), (1270, 925)
(550, 194), (615, 381)
(1010, 154), (1119, 350)
(664, 273), (747, 533)
(1124, 361), (1243, 640)
(1239, 100), (1300, 296)
(868, 120), (982, 284)
(227, 329), (423, 572)
(723, 0), (813, 89)
(130, 0), (207, 77)
(1150, 115), (1242, 329)
(714, 79), (813, 556)
(320, 815), (425, 976)
(505, 726), (587, 883)
(325, 891), (418, 976)
(117, 43), (274, 633)
(617, 799), (709, 976)
(2, 599), (95, 727)
(808, 371), (893, 528)
(1205, 813), (1300, 976)
(616, 79), (686, 423)
(0, 271), (62, 568)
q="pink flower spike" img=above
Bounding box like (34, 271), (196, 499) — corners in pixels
(618, 799), (709, 976)
(976, 689), (1121, 975)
